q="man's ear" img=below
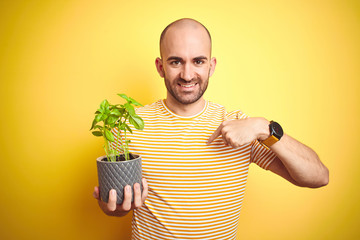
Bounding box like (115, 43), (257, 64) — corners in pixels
(155, 57), (165, 78)
(209, 57), (217, 77)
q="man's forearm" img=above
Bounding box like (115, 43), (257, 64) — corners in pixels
(270, 134), (329, 188)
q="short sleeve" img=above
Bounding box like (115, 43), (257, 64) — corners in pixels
(226, 110), (247, 120)
(250, 140), (277, 170)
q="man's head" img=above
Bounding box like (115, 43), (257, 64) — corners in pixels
(155, 18), (217, 105)
(159, 19), (212, 59)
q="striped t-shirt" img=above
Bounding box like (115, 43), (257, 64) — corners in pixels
(114, 99), (276, 240)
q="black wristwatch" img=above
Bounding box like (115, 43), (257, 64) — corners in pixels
(260, 121), (283, 149)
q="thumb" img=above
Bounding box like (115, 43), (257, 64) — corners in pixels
(93, 186), (100, 199)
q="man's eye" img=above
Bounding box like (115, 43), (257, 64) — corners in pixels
(195, 60), (204, 65)
(171, 61), (181, 65)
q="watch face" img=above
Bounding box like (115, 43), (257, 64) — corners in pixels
(271, 121), (283, 139)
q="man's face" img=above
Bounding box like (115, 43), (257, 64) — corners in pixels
(156, 25), (216, 105)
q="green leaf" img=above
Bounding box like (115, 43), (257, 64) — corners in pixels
(100, 99), (109, 110)
(125, 123), (133, 134)
(101, 113), (108, 121)
(110, 109), (121, 117)
(104, 129), (115, 142)
(94, 110), (101, 114)
(95, 114), (103, 122)
(124, 103), (135, 116)
(104, 105), (111, 114)
(90, 119), (97, 130)
(119, 108), (125, 117)
(113, 107), (125, 118)
(93, 125), (103, 130)
(129, 115), (144, 130)
(129, 97), (143, 107)
(118, 122), (126, 131)
(117, 93), (130, 102)
(92, 131), (103, 137)
(106, 115), (118, 125)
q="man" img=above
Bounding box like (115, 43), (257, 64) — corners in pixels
(93, 18), (329, 239)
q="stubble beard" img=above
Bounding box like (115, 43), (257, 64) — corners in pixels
(164, 74), (209, 105)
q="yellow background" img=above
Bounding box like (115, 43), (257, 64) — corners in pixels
(0, 0), (359, 239)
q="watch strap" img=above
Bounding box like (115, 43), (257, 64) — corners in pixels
(260, 135), (279, 149)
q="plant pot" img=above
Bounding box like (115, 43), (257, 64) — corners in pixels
(96, 154), (143, 205)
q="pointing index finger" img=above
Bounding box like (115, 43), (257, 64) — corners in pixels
(207, 124), (222, 145)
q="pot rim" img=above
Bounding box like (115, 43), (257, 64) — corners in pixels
(96, 154), (141, 163)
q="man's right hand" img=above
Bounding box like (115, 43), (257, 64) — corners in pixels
(93, 178), (148, 217)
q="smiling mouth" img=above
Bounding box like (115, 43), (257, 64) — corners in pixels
(178, 83), (197, 88)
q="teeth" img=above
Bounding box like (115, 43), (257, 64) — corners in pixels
(180, 83), (195, 88)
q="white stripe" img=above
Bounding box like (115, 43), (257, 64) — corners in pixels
(138, 151), (250, 160)
(146, 190), (245, 204)
(139, 206), (242, 224)
(143, 166), (248, 174)
(147, 185), (246, 199)
(145, 173), (248, 182)
(147, 196), (244, 210)
(142, 160), (249, 168)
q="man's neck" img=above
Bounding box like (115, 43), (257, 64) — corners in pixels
(164, 96), (206, 117)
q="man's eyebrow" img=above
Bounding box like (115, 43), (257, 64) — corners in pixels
(166, 56), (183, 61)
(193, 56), (208, 61)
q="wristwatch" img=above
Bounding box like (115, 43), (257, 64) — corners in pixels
(260, 121), (283, 149)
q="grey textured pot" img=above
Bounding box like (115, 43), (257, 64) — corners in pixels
(96, 154), (142, 205)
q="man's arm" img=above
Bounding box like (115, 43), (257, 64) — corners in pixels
(267, 134), (329, 188)
(207, 117), (329, 188)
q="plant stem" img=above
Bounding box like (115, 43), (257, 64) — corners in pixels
(102, 122), (109, 160)
(117, 122), (120, 159)
(124, 127), (128, 161)
(103, 123), (114, 162)
(117, 115), (123, 159)
(118, 121), (125, 158)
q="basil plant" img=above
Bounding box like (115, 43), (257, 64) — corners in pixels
(90, 94), (144, 161)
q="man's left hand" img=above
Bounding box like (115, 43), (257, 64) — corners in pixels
(207, 117), (270, 148)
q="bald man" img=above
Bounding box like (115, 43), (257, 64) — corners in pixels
(94, 18), (329, 239)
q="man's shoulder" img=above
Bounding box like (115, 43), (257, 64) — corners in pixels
(135, 99), (163, 116)
(136, 100), (160, 110)
(207, 101), (248, 120)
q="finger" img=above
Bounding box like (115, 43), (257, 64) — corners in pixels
(133, 183), (142, 209)
(228, 138), (238, 149)
(222, 131), (230, 146)
(141, 178), (148, 203)
(207, 125), (222, 145)
(107, 189), (117, 211)
(93, 186), (100, 199)
(121, 185), (132, 211)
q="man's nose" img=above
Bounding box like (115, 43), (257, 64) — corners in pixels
(180, 63), (195, 81)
